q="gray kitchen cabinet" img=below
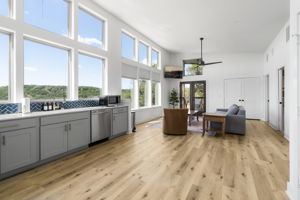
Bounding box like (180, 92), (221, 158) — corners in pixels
(1, 127), (39, 174)
(67, 119), (90, 150)
(40, 112), (90, 160)
(112, 107), (128, 136)
(41, 123), (68, 160)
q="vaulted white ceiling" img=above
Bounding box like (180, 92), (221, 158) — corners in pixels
(93, 0), (289, 54)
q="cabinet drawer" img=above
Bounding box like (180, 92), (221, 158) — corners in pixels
(41, 111), (90, 125)
(0, 118), (39, 133)
(113, 107), (128, 114)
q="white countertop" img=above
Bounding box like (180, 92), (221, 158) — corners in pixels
(0, 105), (128, 122)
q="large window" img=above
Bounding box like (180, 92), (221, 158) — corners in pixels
(139, 80), (148, 107)
(151, 49), (159, 69)
(184, 64), (203, 76)
(24, 0), (69, 36)
(121, 32), (135, 60)
(0, 33), (10, 101)
(78, 8), (104, 49)
(138, 42), (148, 65)
(152, 82), (159, 106)
(78, 54), (103, 99)
(121, 78), (135, 108)
(24, 40), (69, 100)
(0, 0), (10, 17)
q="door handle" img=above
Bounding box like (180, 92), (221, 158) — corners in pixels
(0, 124), (18, 129)
(69, 124), (71, 131)
(2, 136), (5, 145)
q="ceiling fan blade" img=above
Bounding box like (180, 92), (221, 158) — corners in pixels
(202, 61), (223, 66)
(183, 59), (200, 65)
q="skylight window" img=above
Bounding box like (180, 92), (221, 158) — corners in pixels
(78, 8), (104, 49)
(24, 0), (69, 36)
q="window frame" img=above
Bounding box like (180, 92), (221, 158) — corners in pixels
(78, 5), (107, 50)
(23, 0), (71, 37)
(0, 29), (14, 103)
(183, 62), (203, 76)
(77, 50), (106, 99)
(138, 79), (149, 108)
(121, 31), (136, 61)
(151, 81), (160, 107)
(121, 77), (136, 109)
(138, 41), (149, 66)
(151, 48), (160, 69)
(23, 36), (72, 101)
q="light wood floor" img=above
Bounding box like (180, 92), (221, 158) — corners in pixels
(0, 120), (289, 200)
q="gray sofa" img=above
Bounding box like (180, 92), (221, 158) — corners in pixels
(211, 104), (246, 135)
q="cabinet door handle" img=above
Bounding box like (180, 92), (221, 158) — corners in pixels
(0, 124), (18, 129)
(65, 124), (68, 132)
(2, 136), (5, 145)
(69, 124), (71, 131)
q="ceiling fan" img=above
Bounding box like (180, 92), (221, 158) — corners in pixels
(183, 38), (223, 66)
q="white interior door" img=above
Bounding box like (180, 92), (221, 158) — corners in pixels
(243, 77), (261, 119)
(278, 68), (285, 131)
(224, 79), (242, 107)
(265, 75), (270, 123)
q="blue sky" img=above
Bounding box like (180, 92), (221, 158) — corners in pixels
(0, 0), (9, 16)
(0, 0), (156, 92)
(0, 33), (9, 87)
(22, 0), (103, 88)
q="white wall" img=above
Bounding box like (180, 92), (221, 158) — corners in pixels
(287, 0), (300, 199)
(263, 22), (290, 138)
(0, 0), (171, 124)
(166, 53), (264, 118)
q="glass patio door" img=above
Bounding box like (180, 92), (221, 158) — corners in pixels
(180, 81), (206, 113)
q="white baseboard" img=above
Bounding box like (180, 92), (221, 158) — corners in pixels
(286, 181), (300, 200)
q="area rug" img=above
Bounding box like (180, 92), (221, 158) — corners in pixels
(146, 118), (203, 133)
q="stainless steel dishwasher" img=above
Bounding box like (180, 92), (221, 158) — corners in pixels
(91, 109), (112, 143)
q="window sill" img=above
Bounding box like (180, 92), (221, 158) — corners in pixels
(132, 105), (162, 111)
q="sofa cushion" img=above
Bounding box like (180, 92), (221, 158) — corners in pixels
(226, 104), (239, 116)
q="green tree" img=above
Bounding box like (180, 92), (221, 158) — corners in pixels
(186, 64), (203, 75)
(169, 88), (179, 108)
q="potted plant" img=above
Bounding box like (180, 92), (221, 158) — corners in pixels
(169, 88), (179, 108)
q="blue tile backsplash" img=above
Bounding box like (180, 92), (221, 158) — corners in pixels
(0, 104), (21, 114)
(0, 100), (99, 115)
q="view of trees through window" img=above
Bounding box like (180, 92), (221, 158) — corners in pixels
(152, 82), (159, 106)
(184, 64), (203, 76)
(0, 33), (9, 101)
(121, 78), (134, 108)
(151, 49), (159, 69)
(78, 54), (103, 99)
(24, 40), (69, 100)
(24, 0), (69, 36)
(139, 80), (147, 107)
(180, 82), (205, 112)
